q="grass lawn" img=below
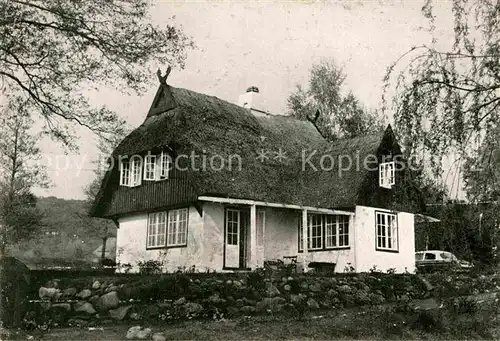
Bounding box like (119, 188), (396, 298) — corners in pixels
(5, 303), (499, 341)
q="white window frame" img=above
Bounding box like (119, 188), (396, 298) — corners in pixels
(144, 154), (157, 181)
(226, 209), (240, 246)
(325, 215), (350, 248)
(120, 156), (142, 187)
(376, 211), (398, 252)
(308, 214), (323, 250)
(147, 208), (188, 249)
(379, 161), (395, 189)
(147, 212), (167, 248)
(159, 151), (170, 180)
(167, 208), (188, 247)
(130, 156), (142, 187)
(119, 158), (130, 186)
(299, 214), (350, 251)
(144, 151), (170, 181)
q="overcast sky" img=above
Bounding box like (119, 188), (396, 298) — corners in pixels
(34, 0), (462, 200)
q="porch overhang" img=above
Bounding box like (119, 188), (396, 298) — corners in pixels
(197, 196), (354, 216)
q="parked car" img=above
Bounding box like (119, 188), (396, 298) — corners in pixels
(415, 250), (474, 272)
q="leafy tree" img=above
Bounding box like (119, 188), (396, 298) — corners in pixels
(287, 59), (383, 140)
(0, 0), (193, 147)
(384, 0), (499, 179)
(0, 101), (46, 257)
(463, 123), (500, 202)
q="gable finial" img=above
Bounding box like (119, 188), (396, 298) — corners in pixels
(156, 66), (172, 85)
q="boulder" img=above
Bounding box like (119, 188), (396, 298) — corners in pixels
(92, 281), (101, 289)
(338, 284), (353, 294)
(89, 295), (100, 307)
(255, 297), (285, 313)
(97, 291), (120, 311)
(184, 302), (203, 314)
(39, 287), (59, 300)
(62, 287), (78, 297)
(74, 302), (96, 315)
(108, 305), (132, 320)
(235, 299), (244, 308)
(152, 333), (167, 341)
(207, 294), (222, 304)
(174, 297), (186, 305)
(227, 306), (240, 317)
(307, 298), (320, 310)
(136, 328), (152, 340)
(309, 283), (322, 292)
(125, 326), (142, 339)
(290, 294), (306, 305)
(77, 289), (92, 299)
(265, 283), (281, 297)
(240, 305), (256, 315)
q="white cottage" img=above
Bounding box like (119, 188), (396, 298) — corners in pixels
(90, 80), (425, 273)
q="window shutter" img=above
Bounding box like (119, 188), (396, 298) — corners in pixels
(159, 152), (170, 179)
(131, 156), (142, 186)
(379, 163), (384, 187)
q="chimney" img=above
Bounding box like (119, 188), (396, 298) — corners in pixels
(238, 86), (268, 116)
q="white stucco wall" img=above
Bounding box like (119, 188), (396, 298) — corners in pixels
(263, 209), (355, 273)
(116, 203), (414, 274)
(353, 205), (415, 273)
(115, 205), (212, 273)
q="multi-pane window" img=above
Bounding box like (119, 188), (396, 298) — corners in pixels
(120, 156), (142, 187)
(147, 212), (167, 248)
(146, 208), (188, 249)
(376, 211), (398, 251)
(325, 215), (349, 248)
(309, 215), (323, 250)
(226, 209), (240, 245)
(144, 151), (171, 181)
(379, 161), (395, 189)
(298, 214), (350, 251)
(119, 159), (130, 186)
(167, 208), (188, 246)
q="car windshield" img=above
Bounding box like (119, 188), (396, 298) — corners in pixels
(415, 253), (424, 261)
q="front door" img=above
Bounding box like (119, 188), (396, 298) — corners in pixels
(224, 208), (249, 269)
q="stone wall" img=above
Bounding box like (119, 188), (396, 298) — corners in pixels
(27, 271), (429, 329)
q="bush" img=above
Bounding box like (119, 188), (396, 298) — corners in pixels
(247, 268), (266, 292)
(137, 260), (163, 275)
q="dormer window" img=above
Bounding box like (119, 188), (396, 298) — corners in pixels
(144, 151), (171, 181)
(379, 161), (395, 189)
(120, 156), (142, 187)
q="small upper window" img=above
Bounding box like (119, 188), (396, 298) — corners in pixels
(379, 161), (395, 189)
(144, 151), (171, 181)
(120, 156), (142, 187)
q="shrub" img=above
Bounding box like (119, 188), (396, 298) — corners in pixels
(137, 260), (163, 275)
(247, 268), (266, 292)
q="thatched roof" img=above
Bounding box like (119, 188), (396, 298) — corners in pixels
(91, 85), (389, 217)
